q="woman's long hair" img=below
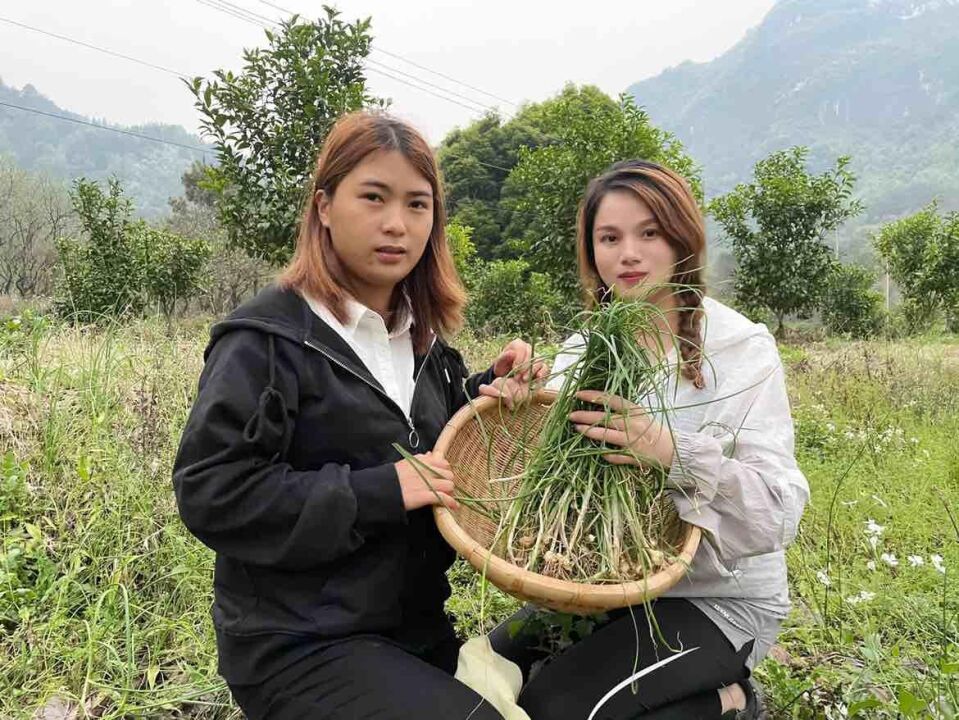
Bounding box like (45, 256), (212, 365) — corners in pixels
(279, 111), (465, 353)
(576, 160), (707, 388)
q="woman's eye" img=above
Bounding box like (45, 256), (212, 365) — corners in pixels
(600, 234), (617, 243)
(410, 200), (429, 210)
(362, 193), (384, 203)
(643, 228), (660, 238)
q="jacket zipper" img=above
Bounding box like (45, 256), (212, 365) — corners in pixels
(304, 335), (438, 449)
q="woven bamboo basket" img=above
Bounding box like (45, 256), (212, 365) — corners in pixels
(433, 389), (701, 615)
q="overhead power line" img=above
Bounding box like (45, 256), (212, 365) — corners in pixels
(197, 0), (277, 27)
(0, 101), (212, 155)
(0, 15), (191, 78)
(198, 0), (501, 116)
(370, 47), (517, 108)
(252, 0), (517, 106)
(364, 65), (490, 115)
(248, 0), (517, 109)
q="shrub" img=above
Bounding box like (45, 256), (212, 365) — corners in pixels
(466, 259), (562, 339)
(820, 263), (886, 338)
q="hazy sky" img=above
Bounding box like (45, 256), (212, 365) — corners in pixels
(1, 0), (775, 143)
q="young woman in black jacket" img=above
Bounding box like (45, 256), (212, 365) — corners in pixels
(173, 112), (535, 719)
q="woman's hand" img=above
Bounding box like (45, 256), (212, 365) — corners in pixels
(568, 390), (675, 468)
(479, 338), (548, 410)
(394, 452), (459, 511)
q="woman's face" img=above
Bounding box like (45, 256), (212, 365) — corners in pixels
(591, 190), (678, 304)
(317, 149), (434, 297)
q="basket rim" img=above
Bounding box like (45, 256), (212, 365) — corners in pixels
(432, 390), (702, 610)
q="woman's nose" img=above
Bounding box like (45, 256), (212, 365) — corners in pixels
(381, 203), (407, 235)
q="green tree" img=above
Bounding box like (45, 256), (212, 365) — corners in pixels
(466, 259), (562, 339)
(189, 9), (384, 261)
(165, 164), (275, 315)
(873, 202), (959, 333)
(820, 263), (885, 338)
(438, 109), (550, 259)
(134, 225), (212, 322)
(446, 221), (477, 286)
(56, 178), (145, 321)
(710, 147), (863, 337)
(503, 87), (699, 305)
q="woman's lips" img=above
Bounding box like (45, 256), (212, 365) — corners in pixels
(375, 246), (407, 264)
(618, 272), (648, 286)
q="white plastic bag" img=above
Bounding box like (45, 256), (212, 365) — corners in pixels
(454, 636), (531, 720)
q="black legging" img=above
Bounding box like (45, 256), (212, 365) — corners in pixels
(489, 598), (753, 719)
(227, 634), (504, 720)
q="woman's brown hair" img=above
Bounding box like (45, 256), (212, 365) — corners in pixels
(278, 111), (465, 353)
(576, 160), (707, 388)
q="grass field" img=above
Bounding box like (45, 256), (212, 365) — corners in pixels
(1, 312), (957, 718)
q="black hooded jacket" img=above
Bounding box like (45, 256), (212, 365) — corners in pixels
(172, 285), (494, 683)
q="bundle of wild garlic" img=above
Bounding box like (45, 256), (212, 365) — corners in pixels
(496, 298), (687, 582)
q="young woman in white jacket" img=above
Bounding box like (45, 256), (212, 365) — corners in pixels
(490, 160), (809, 719)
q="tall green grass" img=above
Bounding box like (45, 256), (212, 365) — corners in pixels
(1, 314), (957, 718)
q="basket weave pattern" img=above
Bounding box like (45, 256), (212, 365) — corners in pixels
(433, 390), (701, 615)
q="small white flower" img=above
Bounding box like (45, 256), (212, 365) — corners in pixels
(880, 552), (899, 568)
(826, 423), (836, 432)
(865, 519), (885, 536)
(816, 570), (831, 587)
(866, 560), (876, 571)
(868, 535), (880, 550)
(931, 555), (946, 574)
(908, 555), (924, 567)
(846, 590), (876, 605)
(910, 437), (919, 444)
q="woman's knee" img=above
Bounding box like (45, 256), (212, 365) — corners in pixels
(518, 681), (591, 720)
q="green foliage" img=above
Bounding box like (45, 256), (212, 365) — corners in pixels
(820, 263), (886, 338)
(1, 319), (958, 716)
(874, 203), (959, 334)
(504, 87), (699, 305)
(56, 178), (212, 323)
(761, 340), (959, 718)
(56, 178), (145, 321)
(710, 147), (863, 336)
(188, 10), (383, 261)
(448, 198), (508, 260)
(438, 110), (550, 260)
(466, 259), (562, 339)
(446, 221), (477, 286)
(134, 225), (212, 321)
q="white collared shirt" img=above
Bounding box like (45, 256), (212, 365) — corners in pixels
(304, 293), (416, 418)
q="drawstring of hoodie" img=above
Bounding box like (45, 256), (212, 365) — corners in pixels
(243, 334), (291, 460)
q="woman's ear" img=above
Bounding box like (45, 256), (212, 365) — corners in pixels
(315, 190), (331, 229)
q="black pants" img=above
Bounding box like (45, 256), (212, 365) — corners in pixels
(489, 598), (752, 720)
(228, 634), (504, 720)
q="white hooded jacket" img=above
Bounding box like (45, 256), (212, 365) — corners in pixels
(549, 297), (810, 665)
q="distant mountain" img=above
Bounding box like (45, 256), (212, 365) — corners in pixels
(628, 0), (959, 247)
(0, 78), (209, 218)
